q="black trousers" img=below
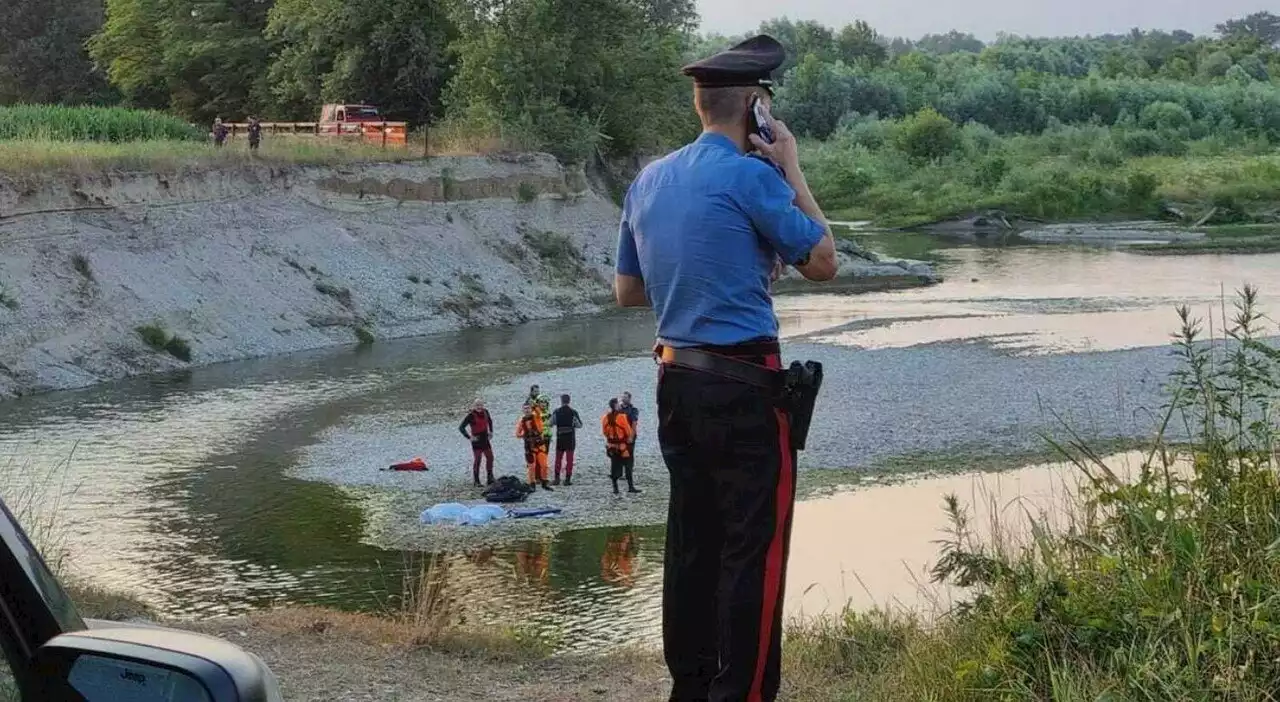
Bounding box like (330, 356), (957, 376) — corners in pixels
(657, 341), (796, 702)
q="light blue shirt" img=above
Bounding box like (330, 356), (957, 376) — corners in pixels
(615, 132), (825, 348)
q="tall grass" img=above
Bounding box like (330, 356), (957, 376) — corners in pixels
(0, 105), (201, 142)
(786, 286), (1280, 701)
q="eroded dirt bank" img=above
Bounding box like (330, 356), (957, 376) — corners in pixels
(0, 155), (618, 398)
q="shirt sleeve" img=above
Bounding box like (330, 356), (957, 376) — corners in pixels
(737, 160), (826, 266)
(615, 186), (643, 278)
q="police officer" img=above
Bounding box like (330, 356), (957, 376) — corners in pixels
(614, 34), (836, 702)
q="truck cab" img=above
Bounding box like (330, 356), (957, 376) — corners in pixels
(319, 104), (381, 123)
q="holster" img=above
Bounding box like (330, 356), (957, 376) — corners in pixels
(781, 360), (823, 451)
(656, 346), (823, 452)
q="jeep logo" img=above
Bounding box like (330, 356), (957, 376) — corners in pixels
(120, 670), (147, 685)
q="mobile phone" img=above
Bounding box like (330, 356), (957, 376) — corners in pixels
(750, 96), (774, 145)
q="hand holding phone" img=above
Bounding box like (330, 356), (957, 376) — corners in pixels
(750, 96), (774, 145)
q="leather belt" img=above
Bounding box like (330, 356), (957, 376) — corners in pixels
(656, 345), (783, 391)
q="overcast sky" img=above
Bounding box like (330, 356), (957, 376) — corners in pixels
(696, 0), (1274, 41)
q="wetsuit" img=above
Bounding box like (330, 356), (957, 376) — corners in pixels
(621, 401), (640, 489)
(551, 405), (583, 485)
(601, 411), (635, 494)
(459, 409), (495, 485)
(516, 413), (550, 488)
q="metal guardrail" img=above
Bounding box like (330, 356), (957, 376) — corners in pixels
(221, 121), (409, 147)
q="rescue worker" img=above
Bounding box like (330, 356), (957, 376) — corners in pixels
(526, 384), (540, 408)
(601, 398), (636, 495)
(458, 398), (495, 486)
(535, 394), (553, 440)
(551, 394), (583, 486)
(516, 403), (552, 491)
(613, 35), (837, 702)
(247, 116), (262, 152)
(619, 391), (640, 492)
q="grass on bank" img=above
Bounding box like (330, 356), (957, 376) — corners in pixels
(783, 285), (1280, 701)
(0, 112), (533, 175)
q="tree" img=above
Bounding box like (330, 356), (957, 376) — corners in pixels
(0, 0), (113, 105)
(445, 0), (697, 160)
(91, 0), (272, 122)
(915, 31), (985, 55)
(88, 0), (169, 109)
(1198, 50), (1234, 79)
(758, 18), (837, 81)
(1216, 11), (1280, 47)
(265, 0), (457, 121)
(894, 107), (959, 161)
(836, 21), (887, 68)
(886, 37), (914, 58)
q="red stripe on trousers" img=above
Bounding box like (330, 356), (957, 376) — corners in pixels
(749, 355), (792, 702)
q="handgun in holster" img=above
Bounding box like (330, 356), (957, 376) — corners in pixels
(782, 360), (823, 451)
(654, 345), (823, 451)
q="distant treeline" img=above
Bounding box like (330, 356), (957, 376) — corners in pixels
(1, 1), (1278, 162)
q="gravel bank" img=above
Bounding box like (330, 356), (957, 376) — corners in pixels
(295, 337), (1188, 552)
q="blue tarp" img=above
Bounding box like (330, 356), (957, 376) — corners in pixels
(420, 503), (511, 526)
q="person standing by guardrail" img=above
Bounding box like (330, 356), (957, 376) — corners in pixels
(247, 117), (262, 153)
(211, 117), (228, 148)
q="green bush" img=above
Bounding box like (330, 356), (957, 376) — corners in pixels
(164, 336), (192, 362)
(136, 324), (168, 351)
(0, 105), (201, 142)
(894, 107), (960, 161)
(136, 324), (192, 362)
(1139, 101), (1193, 132)
(355, 327), (375, 346)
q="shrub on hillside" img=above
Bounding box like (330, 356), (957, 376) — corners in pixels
(894, 107), (960, 161)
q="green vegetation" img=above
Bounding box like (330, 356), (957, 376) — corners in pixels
(7, 0), (1279, 235)
(516, 181), (537, 203)
(785, 287), (1280, 700)
(0, 138), (429, 175)
(71, 254), (94, 282)
(135, 324), (192, 362)
(354, 327), (375, 346)
(314, 281), (354, 309)
(743, 17), (1280, 226)
(0, 105), (200, 142)
(0, 284), (16, 311)
(802, 120), (1280, 227)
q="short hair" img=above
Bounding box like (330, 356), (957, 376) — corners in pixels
(694, 85), (756, 126)
(608, 397), (619, 410)
(561, 394), (571, 404)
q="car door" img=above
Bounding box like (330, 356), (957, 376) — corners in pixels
(0, 499), (86, 700)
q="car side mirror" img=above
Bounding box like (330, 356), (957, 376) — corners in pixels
(33, 626), (282, 701)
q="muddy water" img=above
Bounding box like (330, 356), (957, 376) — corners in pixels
(0, 238), (1277, 652)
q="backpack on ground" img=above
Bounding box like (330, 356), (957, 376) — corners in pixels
(483, 475), (533, 503)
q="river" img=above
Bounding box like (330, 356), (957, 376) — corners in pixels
(1, 232), (1276, 653)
